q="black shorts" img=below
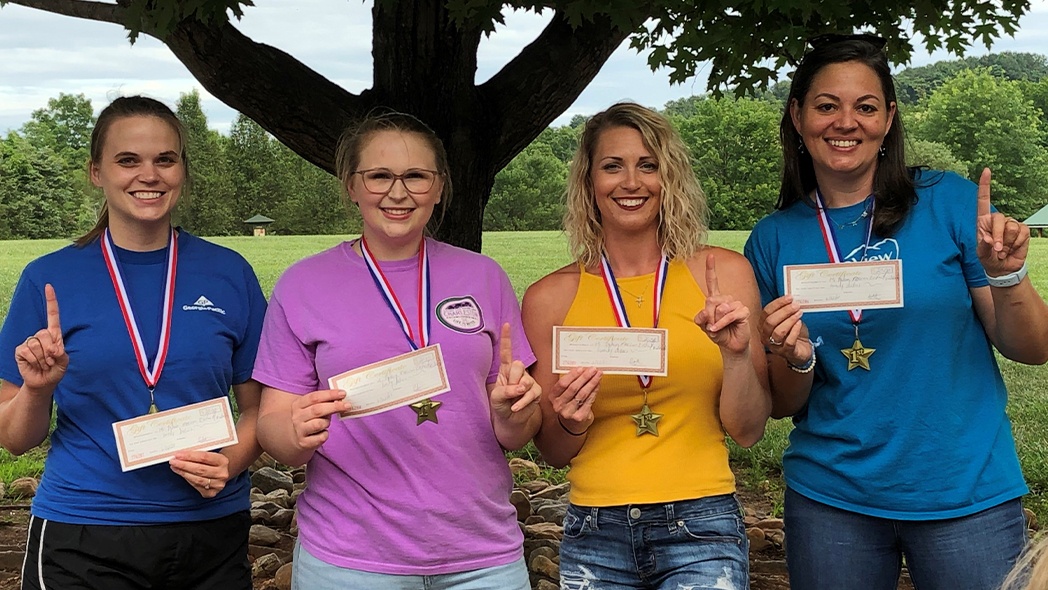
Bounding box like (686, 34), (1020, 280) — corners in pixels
(21, 511), (251, 590)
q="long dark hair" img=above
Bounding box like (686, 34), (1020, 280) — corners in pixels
(778, 37), (916, 237)
(75, 96), (189, 247)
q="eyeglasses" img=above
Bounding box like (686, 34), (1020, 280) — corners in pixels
(352, 168), (441, 195)
(807, 33), (887, 50)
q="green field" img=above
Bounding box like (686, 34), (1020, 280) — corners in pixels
(1, 231), (1046, 521)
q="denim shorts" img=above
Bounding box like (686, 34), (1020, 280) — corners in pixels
(784, 487), (1027, 590)
(559, 494), (749, 590)
(291, 542), (530, 590)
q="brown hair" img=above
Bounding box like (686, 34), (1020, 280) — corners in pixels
(334, 109), (452, 234)
(75, 96), (189, 247)
(563, 102), (708, 268)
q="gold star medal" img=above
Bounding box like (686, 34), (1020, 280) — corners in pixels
(410, 398), (442, 425)
(841, 339), (875, 371)
(631, 403), (662, 437)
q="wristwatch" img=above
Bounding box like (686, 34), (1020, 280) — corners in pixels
(986, 262), (1028, 288)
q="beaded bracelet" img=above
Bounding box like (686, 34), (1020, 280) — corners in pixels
(558, 416), (589, 436)
(787, 346), (817, 374)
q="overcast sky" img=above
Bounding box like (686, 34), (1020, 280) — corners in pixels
(1, 1), (1047, 135)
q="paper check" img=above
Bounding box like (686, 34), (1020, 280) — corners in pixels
(113, 397), (238, 472)
(553, 326), (668, 376)
(784, 260), (904, 312)
(328, 344), (450, 418)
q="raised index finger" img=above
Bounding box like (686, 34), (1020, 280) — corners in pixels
(44, 284), (62, 333)
(977, 167), (992, 218)
(705, 253), (720, 297)
(498, 323), (513, 375)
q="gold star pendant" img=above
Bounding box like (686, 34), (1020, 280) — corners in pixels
(840, 339), (875, 371)
(631, 404), (662, 437)
(410, 399), (442, 425)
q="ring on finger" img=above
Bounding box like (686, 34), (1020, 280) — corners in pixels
(768, 336), (782, 346)
(205, 478), (211, 490)
(576, 397), (585, 408)
(24, 336), (40, 347)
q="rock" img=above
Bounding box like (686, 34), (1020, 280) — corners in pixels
(1025, 507), (1038, 530)
(765, 529), (785, 546)
(271, 508), (296, 529)
(273, 562), (293, 590)
(535, 502), (566, 526)
(292, 470), (306, 485)
(531, 482), (570, 501)
(747, 527), (766, 542)
(252, 501), (285, 515)
(530, 554), (560, 579)
(534, 580), (560, 590)
(510, 489), (532, 522)
(519, 480), (550, 494)
(252, 553), (283, 577)
(755, 517), (784, 530)
(747, 526), (772, 552)
(250, 524), (282, 546)
(507, 458), (541, 480)
(251, 452), (280, 472)
(290, 488), (305, 507)
(264, 489), (291, 509)
(524, 538), (561, 557)
(8, 477), (37, 499)
(249, 545), (292, 563)
(530, 546), (558, 562)
(252, 467), (295, 495)
(524, 522), (563, 541)
(743, 515), (760, 527)
(524, 515), (545, 525)
(250, 509), (271, 524)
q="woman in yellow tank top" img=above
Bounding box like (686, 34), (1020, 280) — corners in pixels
(522, 102), (772, 589)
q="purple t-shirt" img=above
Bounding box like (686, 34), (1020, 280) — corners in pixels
(253, 238), (534, 575)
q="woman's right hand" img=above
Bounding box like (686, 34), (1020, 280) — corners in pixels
(289, 389), (348, 452)
(762, 295), (813, 367)
(16, 284), (68, 395)
(548, 367), (602, 435)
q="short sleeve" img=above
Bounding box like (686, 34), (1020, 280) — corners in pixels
(487, 263), (536, 384)
(252, 279), (321, 394)
(231, 261), (268, 384)
(0, 267), (47, 386)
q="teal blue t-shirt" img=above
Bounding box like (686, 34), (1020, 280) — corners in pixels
(744, 170), (1026, 519)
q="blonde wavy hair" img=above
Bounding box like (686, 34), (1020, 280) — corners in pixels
(1000, 533), (1048, 590)
(563, 102), (708, 268)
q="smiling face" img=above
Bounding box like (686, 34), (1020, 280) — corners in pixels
(791, 60), (896, 193)
(89, 115), (185, 245)
(348, 130), (443, 259)
(589, 125), (662, 236)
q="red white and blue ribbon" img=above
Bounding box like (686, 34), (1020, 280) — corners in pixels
(814, 189), (875, 324)
(100, 227), (178, 393)
(599, 251), (669, 389)
(359, 236), (430, 350)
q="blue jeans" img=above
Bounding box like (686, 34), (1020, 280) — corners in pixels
(291, 543), (530, 590)
(559, 494), (749, 590)
(784, 487), (1027, 590)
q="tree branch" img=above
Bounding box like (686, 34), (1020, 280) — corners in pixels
(481, 11), (632, 169)
(163, 20), (366, 172)
(4, 0), (123, 25)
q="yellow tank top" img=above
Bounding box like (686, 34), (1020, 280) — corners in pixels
(563, 259), (735, 506)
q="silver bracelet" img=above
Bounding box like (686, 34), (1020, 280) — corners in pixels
(787, 346), (817, 374)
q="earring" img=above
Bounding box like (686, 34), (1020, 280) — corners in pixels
(798, 139), (807, 154)
(878, 144), (886, 158)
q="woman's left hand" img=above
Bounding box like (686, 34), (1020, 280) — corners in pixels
(695, 253), (751, 356)
(489, 323), (542, 422)
(976, 167), (1030, 275)
(170, 451), (231, 499)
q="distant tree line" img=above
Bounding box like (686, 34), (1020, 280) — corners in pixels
(1, 53), (1046, 240)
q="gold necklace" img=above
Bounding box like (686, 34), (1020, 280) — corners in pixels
(616, 280), (651, 308)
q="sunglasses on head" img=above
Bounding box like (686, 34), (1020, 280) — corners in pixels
(807, 33), (887, 49)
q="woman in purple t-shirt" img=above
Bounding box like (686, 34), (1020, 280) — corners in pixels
(254, 110), (541, 589)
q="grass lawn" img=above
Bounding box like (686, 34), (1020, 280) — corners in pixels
(0, 231), (1046, 522)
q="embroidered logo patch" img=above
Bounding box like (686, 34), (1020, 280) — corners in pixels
(436, 296), (484, 333)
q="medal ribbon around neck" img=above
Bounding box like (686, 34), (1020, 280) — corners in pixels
(599, 251), (669, 389)
(359, 236), (431, 350)
(100, 227), (178, 406)
(815, 189), (875, 324)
